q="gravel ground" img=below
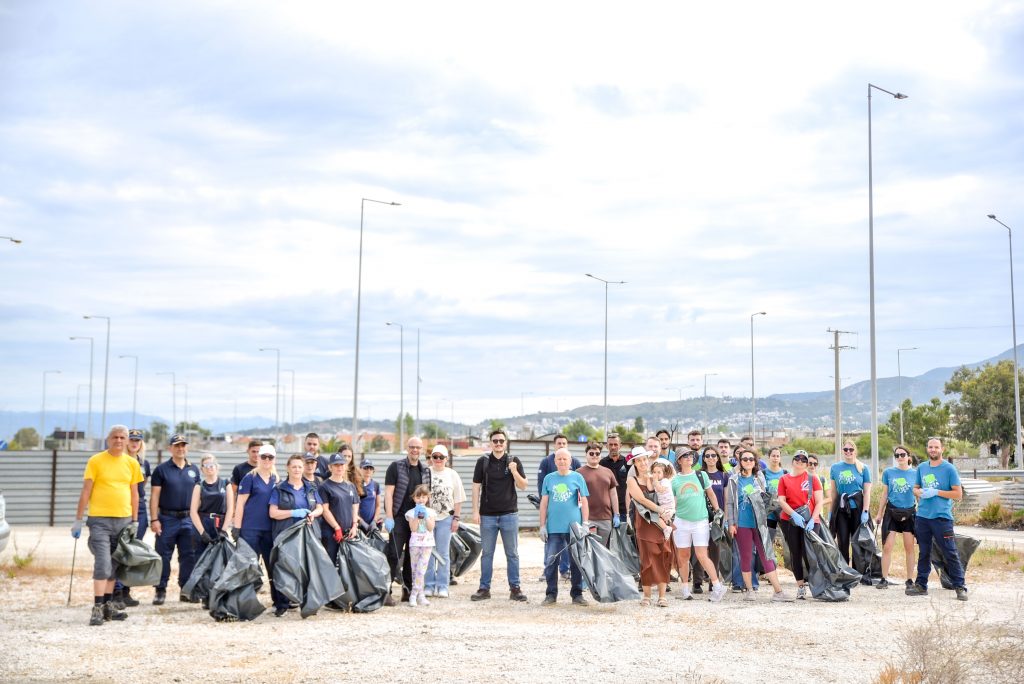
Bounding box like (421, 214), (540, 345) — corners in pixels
(1, 526), (1021, 683)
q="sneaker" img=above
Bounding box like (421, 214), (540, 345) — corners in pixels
(103, 601), (128, 621)
(709, 584), (727, 603)
(905, 583), (928, 597)
(572, 595), (589, 606)
(153, 588), (166, 606)
(273, 605), (288, 617)
(89, 604), (105, 626)
(509, 586), (528, 602)
(470, 588), (491, 602)
(179, 592), (197, 604)
(542, 595), (557, 606)
(692, 584), (704, 595)
(418, 593), (430, 606)
(408, 595), (417, 608)
(905, 579), (914, 589)
(677, 587), (693, 601)
(743, 591), (757, 602)
(796, 586), (807, 600)
(120, 588), (140, 607)
(383, 594), (397, 607)
(876, 578), (890, 589)
(436, 588), (449, 598)
(731, 586), (744, 594)
(771, 591), (795, 603)
(449, 577), (458, 586)
(955, 587), (968, 602)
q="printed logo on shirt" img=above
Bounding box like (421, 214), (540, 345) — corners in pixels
(768, 479), (780, 493)
(801, 478), (811, 493)
(837, 469), (856, 485)
(551, 482), (571, 503)
(188, 468), (198, 480)
(890, 477), (911, 495)
(922, 473), (939, 488)
(678, 481), (701, 499)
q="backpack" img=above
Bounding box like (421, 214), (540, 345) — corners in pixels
(696, 471), (715, 523)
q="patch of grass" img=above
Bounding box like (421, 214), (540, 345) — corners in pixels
(2, 532), (45, 578)
(970, 546), (1023, 573)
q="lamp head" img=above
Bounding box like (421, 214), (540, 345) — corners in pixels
(895, 93), (908, 99)
(988, 214), (997, 220)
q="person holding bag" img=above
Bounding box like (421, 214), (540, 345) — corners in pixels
(669, 450), (726, 602)
(624, 439), (673, 607)
(777, 450), (823, 600)
(875, 445), (917, 590)
(189, 454), (233, 550)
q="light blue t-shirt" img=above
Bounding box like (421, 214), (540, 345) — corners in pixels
(542, 471), (589, 534)
(763, 467), (786, 521)
(916, 461), (960, 520)
(736, 475), (757, 529)
(882, 467), (917, 509)
(830, 461), (871, 498)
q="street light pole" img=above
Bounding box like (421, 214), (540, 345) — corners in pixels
(74, 383), (87, 448)
(415, 328), (421, 438)
(386, 321), (405, 450)
(177, 383), (189, 433)
(1, 235), (22, 244)
(119, 354), (139, 429)
(988, 214), (1023, 460)
(41, 370), (61, 449)
(84, 315), (111, 438)
(896, 347), (918, 444)
(156, 372), (176, 433)
(703, 373), (718, 434)
(585, 273), (626, 437)
(69, 336), (93, 444)
(353, 197), (400, 453)
(750, 312), (767, 441)
(284, 369), (296, 429)
(259, 347), (281, 433)
(867, 82), (908, 478)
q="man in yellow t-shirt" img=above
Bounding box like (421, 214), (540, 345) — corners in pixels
(72, 425), (143, 626)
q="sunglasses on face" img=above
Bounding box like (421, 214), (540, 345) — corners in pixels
(740, 457), (755, 462)
(430, 455), (446, 461)
(843, 447), (855, 453)
(491, 439), (506, 444)
(586, 450), (600, 456)
(808, 462), (818, 467)
(201, 463), (217, 469)
(895, 452), (909, 458)
(259, 454), (275, 460)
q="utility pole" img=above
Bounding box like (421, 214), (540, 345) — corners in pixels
(828, 329), (856, 457)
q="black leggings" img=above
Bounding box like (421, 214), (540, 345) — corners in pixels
(779, 519), (806, 582)
(831, 506), (858, 564)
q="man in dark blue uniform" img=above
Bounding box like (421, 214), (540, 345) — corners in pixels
(149, 433), (200, 605)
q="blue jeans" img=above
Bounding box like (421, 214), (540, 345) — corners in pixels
(425, 516), (454, 592)
(155, 514), (197, 590)
(731, 537), (759, 588)
(544, 532), (582, 598)
(479, 513), (520, 590)
(240, 528), (287, 609)
(914, 516), (965, 589)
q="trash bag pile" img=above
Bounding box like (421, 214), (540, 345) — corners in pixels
(851, 521), (884, 585)
(802, 520), (861, 602)
(208, 538), (265, 622)
(930, 533), (980, 589)
(112, 526), (162, 587)
(271, 523), (344, 618)
(450, 525), (482, 578)
(607, 523), (641, 576)
(183, 535), (234, 605)
(331, 533), (391, 613)
(566, 523), (641, 603)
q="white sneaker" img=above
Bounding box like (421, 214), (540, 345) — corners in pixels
(676, 587), (693, 601)
(436, 588), (449, 598)
(709, 583), (727, 603)
(408, 596), (417, 608)
(418, 593), (431, 606)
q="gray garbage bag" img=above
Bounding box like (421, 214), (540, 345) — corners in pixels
(930, 533), (980, 590)
(803, 520), (861, 602)
(112, 526), (162, 587)
(208, 538), (265, 622)
(852, 521), (884, 584)
(709, 512), (734, 584)
(331, 534), (391, 613)
(183, 535), (234, 604)
(364, 528), (388, 556)
(607, 522), (641, 576)
(270, 523), (345, 618)
(450, 525), (482, 578)
(567, 522), (641, 603)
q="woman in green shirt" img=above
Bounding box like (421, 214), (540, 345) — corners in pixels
(670, 450), (726, 602)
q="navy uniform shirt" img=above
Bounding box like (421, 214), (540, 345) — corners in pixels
(318, 479), (360, 531)
(151, 459), (200, 512)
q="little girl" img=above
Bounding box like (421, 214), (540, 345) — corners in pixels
(404, 484), (436, 607)
(651, 461), (675, 540)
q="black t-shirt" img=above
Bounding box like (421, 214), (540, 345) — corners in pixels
(599, 455), (630, 512)
(473, 453), (524, 516)
(198, 479), (228, 515)
(317, 479), (359, 531)
(384, 460), (424, 516)
(231, 461), (256, 488)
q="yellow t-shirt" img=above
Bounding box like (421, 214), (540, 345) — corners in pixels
(83, 450), (143, 518)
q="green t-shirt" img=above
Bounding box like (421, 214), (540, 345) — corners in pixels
(671, 472), (708, 522)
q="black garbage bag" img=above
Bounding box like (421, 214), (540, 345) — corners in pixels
(208, 538), (265, 622)
(803, 520), (862, 602)
(331, 534), (390, 613)
(112, 526), (162, 587)
(183, 535), (234, 603)
(852, 521), (884, 584)
(363, 527), (388, 556)
(270, 523), (345, 618)
(930, 533), (980, 589)
(450, 525), (482, 578)
(709, 513), (735, 584)
(566, 523), (641, 603)
(607, 522), (641, 576)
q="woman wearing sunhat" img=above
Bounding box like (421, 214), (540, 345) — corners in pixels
(624, 437), (674, 607)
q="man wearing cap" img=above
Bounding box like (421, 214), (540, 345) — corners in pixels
(384, 436), (432, 603)
(149, 433), (200, 605)
(599, 432), (630, 524)
(230, 440), (262, 500)
(575, 441), (619, 546)
(71, 425), (143, 625)
(539, 448), (589, 606)
(536, 434), (579, 581)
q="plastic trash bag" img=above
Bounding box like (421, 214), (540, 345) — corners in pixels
(607, 521), (641, 576)
(802, 519), (862, 602)
(208, 537), (265, 622)
(363, 527), (388, 556)
(567, 522), (641, 603)
(852, 521), (884, 584)
(930, 533), (980, 590)
(709, 512), (735, 584)
(183, 535), (234, 604)
(331, 533), (391, 613)
(270, 523), (345, 618)
(112, 526), (162, 587)
(450, 524), (482, 578)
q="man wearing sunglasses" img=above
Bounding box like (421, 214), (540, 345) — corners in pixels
(471, 429), (528, 602)
(576, 441), (619, 545)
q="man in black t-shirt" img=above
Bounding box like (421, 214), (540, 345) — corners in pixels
(599, 432), (629, 523)
(471, 429), (528, 602)
(384, 437), (431, 603)
(230, 440), (262, 500)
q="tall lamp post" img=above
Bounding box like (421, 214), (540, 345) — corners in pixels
(177, 384), (189, 432)
(84, 315), (111, 438)
(284, 369), (296, 429)
(896, 347), (918, 444)
(385, 321), (405, 449)
(703, 372), (718, 434)
(74, 383), (88, 448)
(156, 371), (176, 434)
(352, 197), (400, 452)
(415, 328), (421, 438)
(867, 82), (908, 478)
(988, 214), (1023, 460)
(70, 336), (94, 444)
(40, 370), (61, 449)
(2, 236), (22, 244)
(585, 273), (626, 437)
(119, 354), (139, 429)
(259, 347), (281, 433)
(750, 311), (767, 441)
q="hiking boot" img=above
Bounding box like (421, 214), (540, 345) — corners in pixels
(905, 579), (914, 589)
(383, 594), (397, 607)
(905, 583), (928, 597)
(120, 588), (140, 607)
(771, 591), (795, 603)
(572, 595), (589, 606)
(89, 604), (105, 626)
(692, 584), (704, 595)
(103, 601), (128, 621)
(153, 588), (166, 606)
(509, 586), (527, 602)
(955, 587), (968, 602)
(109, 594), (126, 612)
(470, 588), (491, 602)
(542, 595), (556, 606)
(876, 578), (890, 589)
(796, 586), (807, 600)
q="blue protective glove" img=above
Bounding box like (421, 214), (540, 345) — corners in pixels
(612, 517), (621, 529)
(384, 517), (395, 533)
(413, 504), (427, 518)
(290, 508), (310, 519)
(790, 512), (806, 529)
(860, 510), (869, 524)
(71, 519), (84, 539)
(921, 488), (938, 499)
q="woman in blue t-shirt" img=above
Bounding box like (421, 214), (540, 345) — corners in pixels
(874, 445), (917, 589)
(829, 440), (872, 565)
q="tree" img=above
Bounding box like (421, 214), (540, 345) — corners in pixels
(369, 435), (390, 452)
(394, 412), (414, 444)
(633, 416), (645, 434)
(175, 421), (211, 439)
(884, 397), (951, 456)
(11, 427), (39, 450)
(487, 419), (506, 434)
(560, 418), (597, 442)
(422, 422), (448, 439)
(854, 431), (898, 466)
(787, 437), (835, 456)
(945, 361), (1020, 467)
(610, 423), (643, 445)
(150, 421), (169, 446)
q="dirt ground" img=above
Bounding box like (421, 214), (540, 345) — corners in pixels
(1, 526), (1021, 684)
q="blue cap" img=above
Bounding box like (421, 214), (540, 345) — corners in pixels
(127, 428), (144, 441)
(328, 453), (348, 465)
(360, 459), (374, 469)
(169, 433), (188, 445)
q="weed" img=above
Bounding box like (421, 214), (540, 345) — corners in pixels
(2, 532), (44, 577)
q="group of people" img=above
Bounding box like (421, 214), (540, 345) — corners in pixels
(72, 424), (969, 625)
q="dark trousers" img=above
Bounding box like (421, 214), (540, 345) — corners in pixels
(914, 516), (965, 589)
(779, 519), (807, 582)
(389, 515), (414, 594)
(831, 507), (858, 564)
(240, 528), (287, 609)
(155, 514), (197, 590)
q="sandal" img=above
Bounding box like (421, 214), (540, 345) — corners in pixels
(639, 597), (652, 607)
(656, 597), (669, 608)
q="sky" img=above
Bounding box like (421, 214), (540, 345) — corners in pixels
(2, 1), (1024, 433)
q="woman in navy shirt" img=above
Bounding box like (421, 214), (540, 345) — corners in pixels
(318, 452), (360, 563)
(232, 444), (281, 612)
(189, 454), (233, 548)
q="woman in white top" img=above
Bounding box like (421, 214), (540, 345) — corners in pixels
(425, 444), (466, 598)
